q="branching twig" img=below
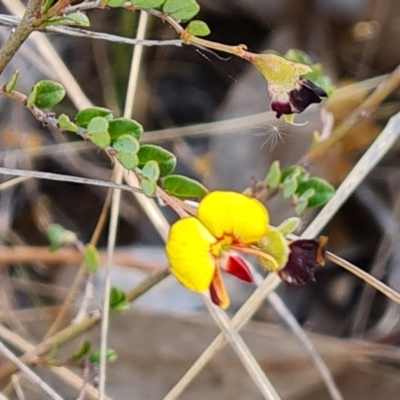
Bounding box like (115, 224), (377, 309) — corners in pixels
(0, 166), (142, 194)
(0, 340), (63, 400)
(0, 0), (42, 74)
(0, 246), (161, 271)
(0, 325), (112, 400)
(0, 268), (168, 381)
(0, 14), (183, 47)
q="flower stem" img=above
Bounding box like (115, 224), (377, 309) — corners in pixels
(231, 245), (279, 270)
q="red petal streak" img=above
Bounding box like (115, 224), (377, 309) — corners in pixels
(223, 254), (254, 283)
(209, 266), (230, 309)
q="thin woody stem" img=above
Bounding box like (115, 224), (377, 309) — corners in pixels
(0, 0), (43, 75)
(0, 268), (169, 382)
(327, 252), (400, 306)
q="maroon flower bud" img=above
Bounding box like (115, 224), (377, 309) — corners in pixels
(271, 79), (327, 118)
(278, 236), (327, 285)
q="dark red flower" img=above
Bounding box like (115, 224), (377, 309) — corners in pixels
(278, 236), (327, 285)
(271, 79), (328, 119)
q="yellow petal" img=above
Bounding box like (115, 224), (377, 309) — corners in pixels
(198, 191), (269, 245)
(166, 217), (218, 292)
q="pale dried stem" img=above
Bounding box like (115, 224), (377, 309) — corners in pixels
(0, 166), (142, 193)
(267, 291), (343, 400)
(0, 325), (112, 400)
(11, 375), (25, 400)
(202, 295), (281, 400)
(0, 246), (161, 271)
(0, 177), (29, 191)
(44, 182), (113, 339)
(98, 10), (148, 399)
(0, 340), (63, 400)
(327, 252), (400, 306)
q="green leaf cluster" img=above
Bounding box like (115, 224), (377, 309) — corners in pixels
(58, 106), (208, 199)
(5, 70), (19, 93)
(46, 224), (78, 252)
(72, 341), (117, 365)
(27, 80), (66, 109)
(44, 13), (91, 28)
(72, 107), (142, 169)
(163, 0), (200, 22)
(186, 20), (210, 37)
(84, 244), (101, 273)
(110, 287), (130, 311)
(103, 0), (202, 23)
(284, 49), (335, 95)
(265, 161), (335, 215)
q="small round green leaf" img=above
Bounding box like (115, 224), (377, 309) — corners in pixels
(5, 70), (19, 93)
(280, 165), (309, 184)
(294, 197), (310, 215)
(297, 178), (334, 208)
(137, 145), (176, 177)
(130, 0), (165, 7)
(88, 131), (111, 148)
(297, 188), (315, 203)
(277, 217), (301, 237)
(282, 172), (299, 199)
(110, 287), (130, 312)
(112, 134), (140, 154)
(76, 107), (113, 128)
(28, 80), (66, 109)
(284, 49), (312, 66)
(142, 160), (160, 181)
(162, 175), (208, 199)
(84, 244), (100, 274)
(163, 0), (200, 22)
(89, 348), (117, 365)
(72, 341), (92, 361)
(265, 160), (281, 189)
(106, 0), (126, 7)
(46, 224), (77, 252)
(109, 118), (143, 141)
(87, 116), (109, 134)
(186, 20), (210, 37)
(44, 12), (90, 27)
(87, 116), (111, 148)
(58, 114), (79, 133)
(141, 178), (157, 197)
(116, 152), (139, 170)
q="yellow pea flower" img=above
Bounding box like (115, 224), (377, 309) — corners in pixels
(166, 191), (275, 309)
